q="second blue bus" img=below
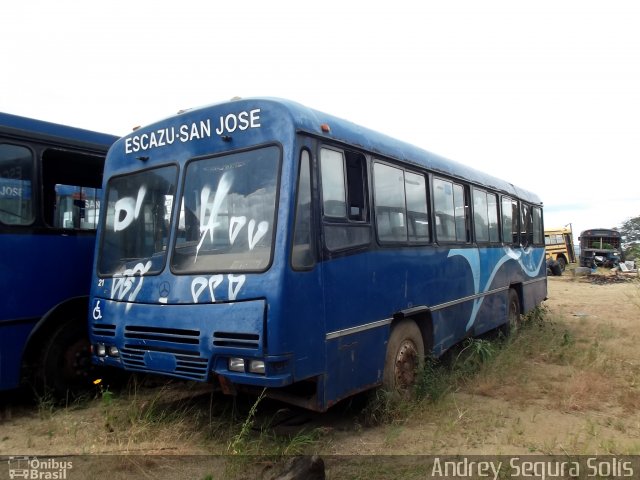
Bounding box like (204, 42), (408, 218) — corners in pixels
(1, 112), (118, 397)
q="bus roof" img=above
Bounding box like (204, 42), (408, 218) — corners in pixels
(580, 228), (621, 237)
(122, 97), (543, 205)
(0, 112), (118, 149)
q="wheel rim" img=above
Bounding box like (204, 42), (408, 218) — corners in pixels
(61, 338), (93, 386)
(394, 339), (418, 389)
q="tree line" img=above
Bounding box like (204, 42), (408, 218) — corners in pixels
(619, 215), (640, 260)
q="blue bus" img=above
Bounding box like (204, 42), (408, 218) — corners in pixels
(89, 98), (546, 411)
(0, 112), (118, 397)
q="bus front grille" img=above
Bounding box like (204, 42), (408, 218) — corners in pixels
(124, 325), (200, 344)
(120, 344), (209, 381)
(213, 331), (260, 349)
(92, 323), (116, 337)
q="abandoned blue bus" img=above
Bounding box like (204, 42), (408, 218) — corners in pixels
(0, 112), (118, 396)
(89, 98), (546, 411)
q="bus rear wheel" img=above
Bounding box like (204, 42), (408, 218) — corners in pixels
(382, 320), (424, 394)
(505, 289), (521, 335)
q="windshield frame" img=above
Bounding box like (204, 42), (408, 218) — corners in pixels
(170, 142), (282, 275)
(97, 162), (179, 277)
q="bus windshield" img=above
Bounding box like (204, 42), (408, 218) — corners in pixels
(171, 145), (279, 273)
(99, 165), (178, 276)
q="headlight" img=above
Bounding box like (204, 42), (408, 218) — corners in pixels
(248, 360), (265, 374)
(229, 358), (245, 372)
(94, 343), (107, 357)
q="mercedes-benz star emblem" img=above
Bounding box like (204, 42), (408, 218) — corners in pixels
(159, 282), (171, 298)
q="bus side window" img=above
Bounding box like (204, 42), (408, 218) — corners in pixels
(320, 147), (370, 251)
(405, 171), (429, 243)
(0, 144), (34, 225)
(473, 188), (500, 244)
(473, 188), (489, 243)
(345, 151), (368, 221)
(374, 162), (407, 243)
(453, 183), (469, 242)
(532, 206), (543, 245)
(291, 150), (315, 269)
(320, 148), (346, 218)
(42, 148), (104, 230)
(501, 196), (519, 245)
(434, 177), (469, 243)
(520, 203), (532, 247)
(433, 178), (455, 242)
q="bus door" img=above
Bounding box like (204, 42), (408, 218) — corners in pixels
(318, 146), (383, 402)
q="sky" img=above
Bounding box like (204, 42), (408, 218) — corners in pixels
(2, 1), (639, 241)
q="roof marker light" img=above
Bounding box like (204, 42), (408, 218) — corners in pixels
(320, 123), (331, 133)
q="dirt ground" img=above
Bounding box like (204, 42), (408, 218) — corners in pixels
(1, 270), (639, 462)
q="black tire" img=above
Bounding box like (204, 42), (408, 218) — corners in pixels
(556, 257), (567, 272)
(505, 289), (521, 335)
(36, 319), (95, 400)
(382, 320), (424, 393)
(551, 262), (562, 276)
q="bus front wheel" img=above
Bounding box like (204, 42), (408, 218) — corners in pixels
(382, 320), (424, 393)
(36, 318), (94, 400)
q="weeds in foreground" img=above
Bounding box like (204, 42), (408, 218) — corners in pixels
(227, 389), (266, 454)
(363, 305), (559, 426)
(226, 389), (321, 457)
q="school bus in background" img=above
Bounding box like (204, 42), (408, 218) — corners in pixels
(579, 228), (622, 268)
(544, 226), (576, 272)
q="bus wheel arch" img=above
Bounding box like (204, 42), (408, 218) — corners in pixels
(23, 297), (94, 399)
(383, 312), (432, 393)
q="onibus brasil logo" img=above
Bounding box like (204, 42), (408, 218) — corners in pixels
(7, 457), (72, 479)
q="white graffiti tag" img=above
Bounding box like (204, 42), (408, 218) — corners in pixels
(228, 216), (269, 249)
(196, 172), (234, 260)
(196, 173), (270, 260)
(191, 274), (246, 303)
(111, 261), (152, 302)
(113, 185), (147, 232)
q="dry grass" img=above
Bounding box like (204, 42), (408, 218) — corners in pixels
(553, 370), (616, 412)
(2, 277), (640, 465)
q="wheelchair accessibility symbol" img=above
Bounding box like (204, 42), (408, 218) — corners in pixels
(92, 300), (103, 320)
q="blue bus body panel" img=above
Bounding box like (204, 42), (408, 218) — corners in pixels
(317, 245), (545, 407)
(0, 234), (96, 321)
(0, 321), (36, 389)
